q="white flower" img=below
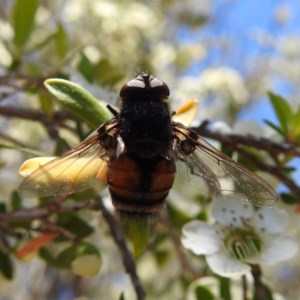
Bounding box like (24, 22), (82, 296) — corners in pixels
(181, 195), (298, 278)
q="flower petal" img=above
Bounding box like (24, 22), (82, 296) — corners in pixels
(212, 195), (254, 227)
(206, 252), (251, 278)
(19, 157), (57, 177)
(260, 235), (298, 265)
(181, 220), (220, 255)
(254, 207), (289, 234)
(173, 99), (198, 126)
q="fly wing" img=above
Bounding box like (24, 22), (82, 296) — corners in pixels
(19, 120), (119, 197)
(173, 123), (279, 207)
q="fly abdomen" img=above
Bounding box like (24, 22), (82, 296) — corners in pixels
(107, 153), (176, 215)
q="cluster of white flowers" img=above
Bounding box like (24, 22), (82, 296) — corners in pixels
(174, 67), (249, 119)
(199, 67), (249, 105)
(181, 195), (298, 278)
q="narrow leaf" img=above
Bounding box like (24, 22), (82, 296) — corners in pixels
(11, 191), (22, 211)
(268, 92), (293, 134)
(0, 248), (14, 280)
(280, 192), (297, 204)
(55, 23), (69, 58)
(12, 0), (39, 49)
(77, 52), (94, 83)
(44, 79), (112, 128)
(218, 276), (231, 300)
(15, 233), (59, 260)
(119, 293), (126, 300)
(263, 120), (285, 136)
(121, 217), (149, 257)
(57, 213), (94, 239)
(0, 143), (46, 157)
(291, 107), (300, 138)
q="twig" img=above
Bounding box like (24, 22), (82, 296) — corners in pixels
(38, 221), (77, 241)
(160, 217), (200, 279)
(0, 132), (28, 147)
(242, 275), (248, 300)
(194, 125), (300, 157)
(0, 107), (73, 139)
(193, 124), (300, 198)
(96, 196), (146, 300)
(234, 145), (300, 198)
(0, 200), (100, 222)
(0, 107), (72, 123)
(0, 75), (48, 90)
(0, 197), (145, 299)
(251, 264), (267, 300)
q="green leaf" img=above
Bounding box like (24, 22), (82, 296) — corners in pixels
(0, 248), (14, 280)
(39, 248), (57, 266)
(30, 33), (55, 52)
(11, 191), (22, 211)
(119, 293), (125, 300)
(167, 203), (191, 230)
(121, 217), (149, 257)
(94, 59), (124, 86)
(280, 192), (297, 204)
(264, 120), (285, 136)
(268, 92), (293, 134)
(12, 0), (39, 50)
(57, 213), (94, 239)
(291, 107), (300, 138)
(55, 242), (100, 269)
(39, 92), (54, 115)
(55, 23), (69, 58)
(155, 249), (170, 267)
(194, 285), (214, 300)
(54, 137), (71, 156)
(44, 78), (112, 128)
(218, 276), (231, 300)
(77, 53), (94, 83)
(0, 143), (46, 156)
(0, 203), (7, 213)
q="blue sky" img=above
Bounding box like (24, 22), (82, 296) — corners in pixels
(180, 1), (300, 124)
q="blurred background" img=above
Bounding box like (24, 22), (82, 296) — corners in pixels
(0, 0), (300, 299)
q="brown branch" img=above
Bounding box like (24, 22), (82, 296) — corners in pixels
(0, 107), (73, 139)
(234, 145), (300, 198)
(0, 107), (72, 123)
(96, 196), (146, 300)
(38, 221), (77, 241)
(0, 132), (28, 147)
(0, 75), (50, 90)
(0, 200), (99, 222)
(193, 124), (300, 198)
(194, 125), (300, 157)
(241, 275), (248, 300)
(0, 198), (145, 300)
(251, 264), (268, 300)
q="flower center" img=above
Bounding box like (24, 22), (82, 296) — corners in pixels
(224, 227), (262, 261)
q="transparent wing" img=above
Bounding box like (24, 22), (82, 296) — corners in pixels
(19, 120), (118, 197)
(174, 123), (279, 207)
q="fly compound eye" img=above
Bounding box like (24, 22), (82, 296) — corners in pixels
(149, 77), (164, 88)
(126, 76), (146, 88)
(120, 74), (170, 99)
